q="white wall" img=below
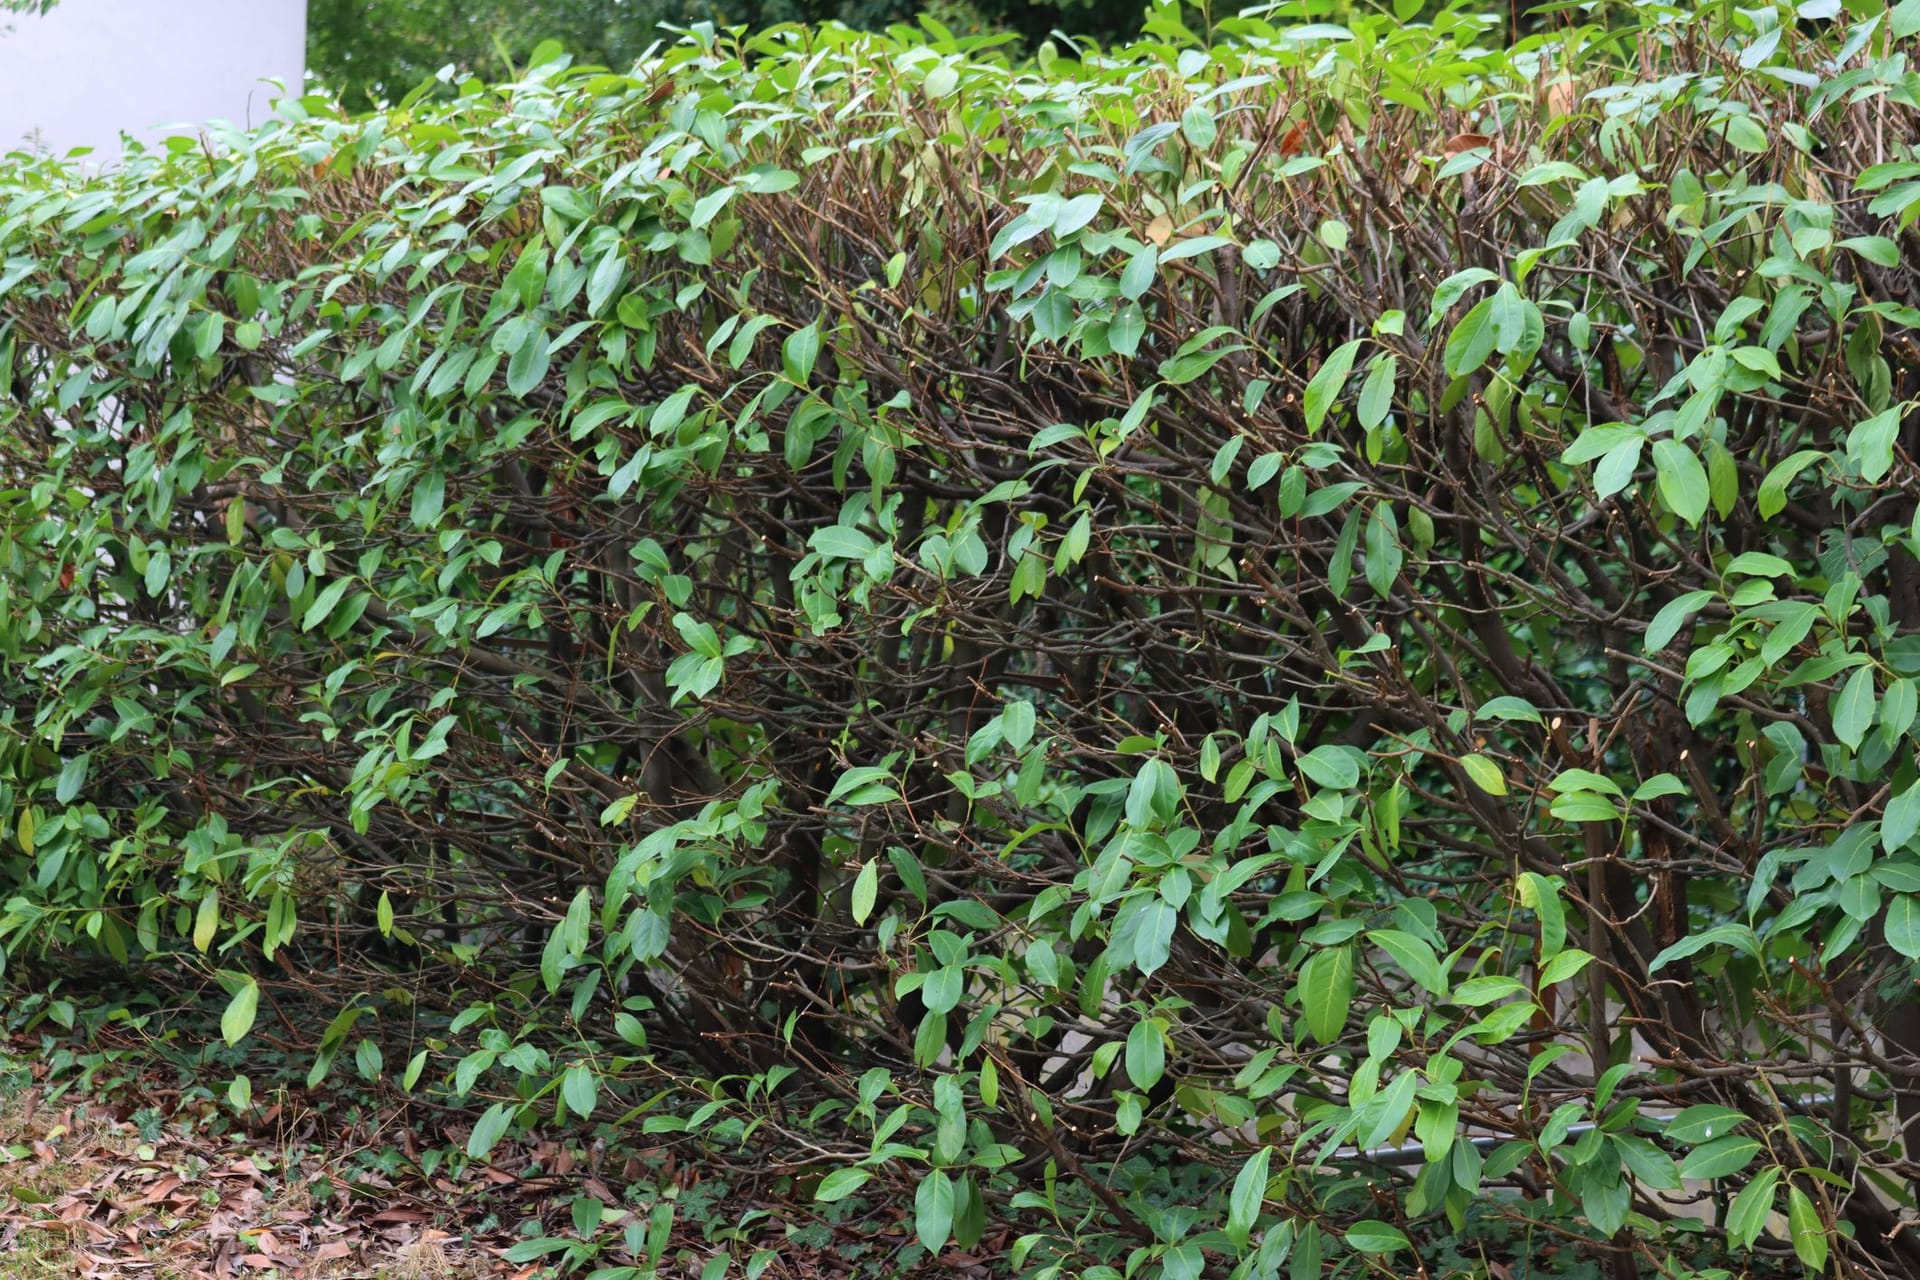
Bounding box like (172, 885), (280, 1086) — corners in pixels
(0, 0), (307, 159)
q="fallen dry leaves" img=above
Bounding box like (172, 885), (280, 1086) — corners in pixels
(0, 1083), (498, 1280)
(0, 1046), (972, 1280)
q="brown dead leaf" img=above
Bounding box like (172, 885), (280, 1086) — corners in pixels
(371, 1207), (430, 1224)
(1145, 215), (1173, 247)
(1541, 77), (1577, 117)
(136, 1175), (183, 1205)
(1442, 132), (1492, 156)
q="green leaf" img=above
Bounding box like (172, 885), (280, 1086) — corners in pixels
(923, 63), (959, 98)
(1653, 923), (1761, 972)
(1646, 590), (1714, 651)
(1296, 745), (1361, 790)
(690, 185), (736, 230)
(1107, 303), (1146, 357)
(922, 964), (964, 1015)
(1161, 235), (1232, 262)
(1133, 899), (1177, 977)
(1357, 356), (1396, 429)
(651, 384), (698, 436)
(410, 471), (446, 528)
(1125, 1019), (1165, 1091)
(1304, 339), (1363, 434)
(1120, 247), (1158, 299)
(814, 1168), (871, 1202)
(1564, 424), (1640, 466)
(1615, 1136), (1681, 1191)
(1345, 1221), (1410, 1255)
(1518, 873), (1566, 958)
(1848, 406), (1900, 483)
(504, 242), (548, 309)
(1364, 503), (1402, 598)
(1594, 437), (1643, 499)
(1450, 976), (1527, 1005)
(506, 323), (550, 397)
(1725, 552), (1794, 579)
(1727, 1166), (1780, 1248)
(811, 527), (880, 560)
(1886, 895), (1920, 959)
(1833, 666), (1876, 751)
(221, 979), (259, 1046)
(1886, 783), (1920, 854)
(827, 765), (898, 807)
(1180, 105), (1217, 149)
(1664, 1105), (1749, 1144)
(1721, 115), (1768, 154)
(194, 312), (225, 359)
(1054, 193), (1104, 237)
(302, 578), (352, 632)
(466, 1101), (514, 1160)
(562, 1062), (598, 1119)
(1787, 1185), (1828, 1271)
(194, 889), (219, 954)
(1299, 945), (1354, 1044)
(1225, 1147), (1272, 1249)
(1538, 948), (1593, 985)
(1884, 677), (1917, 745)
(144, 546), (171, 597)
(1444, 298), (1497, 376)
(850, 860), (879, 925)
(1476, 696), (1544, 725)
(1631, 774), (1689, 801)
(54, 755), (88, 806)
(1551, 792), (1622, 823)
(1369, 929), (1448, 995)
(1677, 1135), (1761, 1181)
(914, 1169), (954, 1253)
(1159, 329), (1245, 384)
(1758, 449), (1826, 519)
(1461, 753), (1506, 795)
(1842, 235), (1901, 267)
(1651, 439), (1709, 526)
(784, 322), (822, 384)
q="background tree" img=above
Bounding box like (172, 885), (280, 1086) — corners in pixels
(306, 0), (1150, 107)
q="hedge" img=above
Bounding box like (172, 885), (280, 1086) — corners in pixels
(4, 1), (1920, 1276)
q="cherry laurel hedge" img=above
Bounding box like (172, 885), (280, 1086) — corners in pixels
(6, 2), (1920, 1276)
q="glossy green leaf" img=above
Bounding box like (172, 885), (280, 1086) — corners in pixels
(1304, 340), (1363, 434)
(1299, 945), (1354, 1045)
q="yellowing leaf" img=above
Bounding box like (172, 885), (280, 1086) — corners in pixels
(194, 889), (220, 954)
(1461, 753), (1507, 795)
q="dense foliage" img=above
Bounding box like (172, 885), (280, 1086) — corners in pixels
(5, 1), (1920, 1276)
